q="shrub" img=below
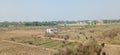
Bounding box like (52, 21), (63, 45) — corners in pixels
(53, 47), (74, 55)
(103, 28), (120, 38)
(25, 41), (33, 45)
(53, 38), (102, 55)
(10, 38), (15, 41)
(44, 33), (56, 38)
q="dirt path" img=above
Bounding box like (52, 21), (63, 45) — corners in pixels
(101, 44), (120, 55)
(105, 44), (120, 47)
(50, 37), (82, 43)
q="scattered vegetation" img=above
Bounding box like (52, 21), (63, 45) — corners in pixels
(8, 37), (77, 49)
(0, 23), (120, 55)
(53, 38), (103, 55)
(103, 28), (120, 38)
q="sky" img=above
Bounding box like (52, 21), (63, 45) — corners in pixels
(0, 0), (120, 22)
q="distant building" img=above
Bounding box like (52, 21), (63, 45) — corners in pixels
(77, 21), (87, 25)
(88, 21), (93, 25)
(96, 20), (104, 25)
(84, 20), (95, 25)
(8, 25), (15, 27)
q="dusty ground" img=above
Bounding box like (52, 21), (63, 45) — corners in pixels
(102, 44), (120, 55)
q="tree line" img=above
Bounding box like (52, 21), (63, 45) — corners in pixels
(0, 19), (120, 27)
(103, 19), (120, 23)
(0, 21), (78, 27)
(0, 21), (58, 27)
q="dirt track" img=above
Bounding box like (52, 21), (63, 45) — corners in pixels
(102, 44), (120, 55)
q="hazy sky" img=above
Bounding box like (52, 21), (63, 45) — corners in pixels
(0, 0), (120, 21)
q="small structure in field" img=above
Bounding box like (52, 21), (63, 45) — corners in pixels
(77, 21), (88, 25)
(46, 28), (58, 34)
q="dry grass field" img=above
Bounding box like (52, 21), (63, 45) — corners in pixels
(0, 24), (120, 55)
(0, 40), (52, 55)
(0, 27), (54, 55)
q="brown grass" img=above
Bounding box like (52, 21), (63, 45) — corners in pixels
(0, 40), (52, 55)
(0, 24), (120, 55)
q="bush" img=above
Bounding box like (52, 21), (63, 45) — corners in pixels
(53, 38), (102, 55)
(10, 38), (15, 41)
(44, 33), (56, 38)
(25, 41), (33, 45)
(53, 47), (74, 55)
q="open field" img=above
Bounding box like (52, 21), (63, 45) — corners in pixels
(0, 24), (120, 55)
(0, 40), (52, 55)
